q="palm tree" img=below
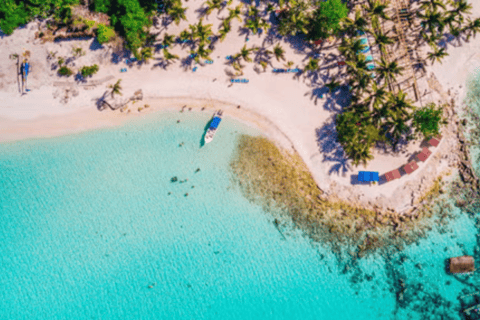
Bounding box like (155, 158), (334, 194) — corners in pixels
(417, 8), (445, 36)
(109, 79), (122, 98)
(218, 19), (231, 42)
(383, 90), (415, 149)
(273, 44), (286, 62)
(364, 0), (390, 22)
(163, 33), (176, 47)
(339, 38), (366, 60)
(464, 18), (480, 40)
(427, 46), (448, 64)
(377, 58), (404, 86)
(346, 54), (369, 78)
(245, 16), (270, 35)
(179, 29), (193, 42)
(419, 0), (446, 11)
(367, 83), (388, 112)
(228, 5), (243, 23)
(192, 44), (213, 62)
(350, 73), (373, 95)
(168, 3), (188, 26)
(259, 60), (269, 71)
(238, 44), (257, 63)
(204, 0), (223, 16)
(163, 48), (179, 62)
(140, 47), (153, 63)
(341, 9), (369, 36)
(304, 58), (319, 73)
(325, 77), (341, 93)
(451, 0), (472, 24)
(190, 19), (214, 46)
(373, 30), (394, 53)
(277, 1), (310, 36)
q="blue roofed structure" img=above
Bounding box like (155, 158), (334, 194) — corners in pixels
(358, 171), (379, 182)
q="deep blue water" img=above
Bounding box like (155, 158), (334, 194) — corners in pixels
(0, 111), (478, 320)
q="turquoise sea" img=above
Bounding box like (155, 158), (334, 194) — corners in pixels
(0, 110), (479, 320)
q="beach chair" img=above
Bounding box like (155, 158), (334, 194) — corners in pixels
(403, 161), (419, 174)
(385, 169), (401, 182)
(365, 55), (374, 62)
(416, 147), (432, 162)
(193, 67), (198, 72)
(428, 135), (442, 147)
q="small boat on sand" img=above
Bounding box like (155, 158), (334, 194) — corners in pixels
(205, 110), (223, 143)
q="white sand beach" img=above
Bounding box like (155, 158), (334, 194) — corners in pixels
(0, 0), (477, 211)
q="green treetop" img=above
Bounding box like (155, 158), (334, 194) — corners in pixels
(307, 0), (348, 40)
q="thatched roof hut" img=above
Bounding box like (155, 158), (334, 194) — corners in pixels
(449, 256), (475, 274)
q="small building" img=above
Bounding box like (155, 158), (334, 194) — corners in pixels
(358, 171), (379, 183)
(449, 256), (475, 274)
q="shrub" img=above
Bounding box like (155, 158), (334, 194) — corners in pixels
(307, 0), (348, 40)
(58, 66), (74, 77)
(85, 19), (96, 30)
(413, 103), (446, 139)
(80, 64), (99, 78)
(0, 0), (79, 35)
(96, 23), (115, 44)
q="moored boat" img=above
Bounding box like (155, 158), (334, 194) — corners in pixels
(204, 110), (223, 143)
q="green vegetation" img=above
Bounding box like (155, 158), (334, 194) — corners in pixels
(58, 66), (74, 77)
(80, 64), (99, 77)
(96, 23), (115, 44)
(0, 0), (79, 35)
(307, 0), (348, 40)
(413, 103), (446, 140)
(72, 47), (85, 57)
(91, 0), (154, 57)
(109, 79), (122, 98)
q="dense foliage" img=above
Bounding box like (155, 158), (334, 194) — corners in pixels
(0, 0), (79, 34)
(413, 103), (445, 139)
(96, 23), (115, 44)
(91, 0), (154, 56)
(307, 0), (348, 40)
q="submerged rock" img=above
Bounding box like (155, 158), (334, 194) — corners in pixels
(171, 176), (178, 182)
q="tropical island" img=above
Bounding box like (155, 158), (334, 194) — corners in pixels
(1, 0), (480, 250)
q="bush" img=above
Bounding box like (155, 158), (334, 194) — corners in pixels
(413, 103), (446, 139)
(96, 23), (115, 44)
(0, 0), (79, 35)
(58, 66), (74, 77)
(92, 0), (152, 57)
(307, 0), (348, 40)
(80, 64), (99, 77)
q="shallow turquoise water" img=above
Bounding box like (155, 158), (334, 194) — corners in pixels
(0, 111), (478, 319)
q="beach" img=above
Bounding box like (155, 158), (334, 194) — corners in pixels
(0, 0), (479, 213)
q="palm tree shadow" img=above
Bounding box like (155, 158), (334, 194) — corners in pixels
(304, 87), (329, 106)
(315, 118), (351, 176)
(180, 56), (194, 71)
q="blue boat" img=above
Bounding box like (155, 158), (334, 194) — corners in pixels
(205, 110), (223, 143)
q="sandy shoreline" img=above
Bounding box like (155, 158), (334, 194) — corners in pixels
(1, 0), (479, 212)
